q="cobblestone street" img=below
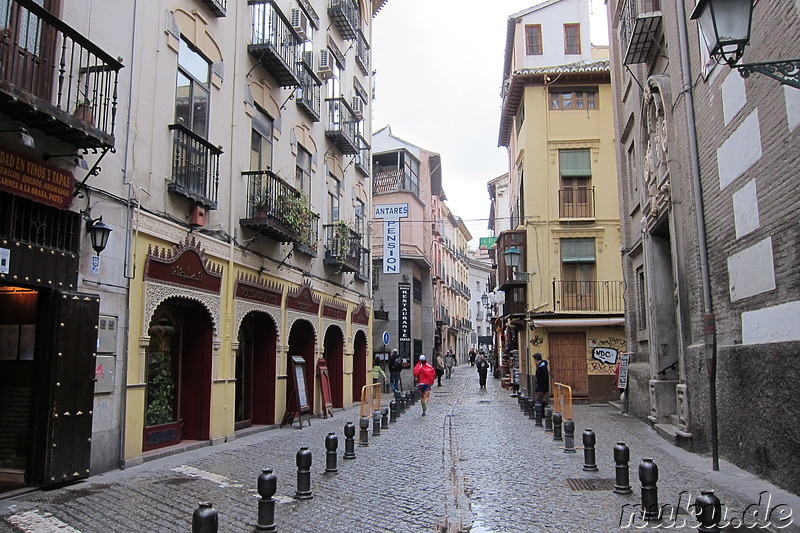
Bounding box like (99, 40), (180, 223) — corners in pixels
(1, 366), (797, 533)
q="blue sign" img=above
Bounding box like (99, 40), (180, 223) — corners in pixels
(382, 331), (390, 345)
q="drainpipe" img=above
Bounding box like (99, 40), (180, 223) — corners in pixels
(676, 0), (719, 471)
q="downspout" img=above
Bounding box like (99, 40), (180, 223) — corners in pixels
(675, 0), (719, 471)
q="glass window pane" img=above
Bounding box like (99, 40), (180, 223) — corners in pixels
(179, 42), (209, 84)
(191, 86), (209, 136)
(561, 238), (596, 262)
(175, 71), (192, 126)
(560, 149), (591, 177)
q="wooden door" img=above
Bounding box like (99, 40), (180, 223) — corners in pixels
(1, 0), (59, 101)
(548, 332), (588, 397)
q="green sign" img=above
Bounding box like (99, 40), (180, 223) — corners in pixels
(479, 237), (497, 250)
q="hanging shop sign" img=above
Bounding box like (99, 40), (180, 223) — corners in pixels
(398, 282), (411, 342)
(374, 203), (408, 274)
(144, 236), (223, 293)
(0, 147), (74, 209)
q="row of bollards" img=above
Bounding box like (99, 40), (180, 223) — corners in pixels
(192, 389), (423, 532)
(516, 396), (724, 531)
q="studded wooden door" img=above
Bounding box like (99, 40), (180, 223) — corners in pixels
(41, 290), (100, 488)
(548, 332), (588, 398)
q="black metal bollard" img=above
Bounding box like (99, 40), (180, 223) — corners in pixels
(552, 412), (563, 441)
(358, 416), (370, 447)
(695, 490), (722, 533)
(534, 402), (544, 427)
(381, 406), (389, 429)
(639, 458), (659, 522)
(405, 390), (413, 406)
(255, 469), (277, 532)
(526, 397), (536, 420)
(192, 502), (218, 533)
(325, 432), (338, 474)
(544, 406), (553, 433)
(563, 418), (576, 453)
(372, 410), (381, 436)
(613, 442), (632, 494)
(519, 393), (527, 410)
(582, 428), (598, 471)
(294, 447), (313, 500)
(343, 422), (356, 459)
(394, 391), (404, 414)
(389, 400), (397, 423)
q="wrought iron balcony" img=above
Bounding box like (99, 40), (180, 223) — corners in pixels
(322, 222), (362, 273)
(354, 134), (370, 175)
(328, 0), (359, 40)
(619, 0), (662, 65)
(249, 0), (302, 87)
(553, 280), (625, 313)
(167, 124), (221, 209)
(325, 97), (358, 154)
(0, 0), (123, 149)
(355, 30), (369, 75)
(296, 56), (322, 121)
(558, 186), (595, 219)
(198, 0), (226, 17)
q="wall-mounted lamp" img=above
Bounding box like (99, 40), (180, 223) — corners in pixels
(86, 216), (112, 255)
(44, 152), (90, 170)
(503, 246), (531, 281)
(0, 127), (35, 148)
(691, 0), (800, 88)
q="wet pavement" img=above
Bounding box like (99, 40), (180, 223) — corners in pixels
(1, 366), (798, 532)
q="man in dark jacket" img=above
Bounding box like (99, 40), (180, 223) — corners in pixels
(476, 353), (490, 389)
(533, 353), (550, 405)
(388, 349), (402, 392)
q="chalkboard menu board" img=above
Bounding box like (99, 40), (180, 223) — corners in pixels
(281, 356), (311, 428)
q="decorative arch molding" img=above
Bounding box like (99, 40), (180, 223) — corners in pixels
(292, 124), (318, 155)
(247, 80), (281, 120)
(286, 311), (319, 345)
(287, 281), (320, 314)
(142, 282), (222, 342)
(548, 139), (601, 168)
(323, 321), (346, 344)
(234, 303), (281, 346)
(351, 301), (370, 326)
(325, 153), (344, 180)
(641, 74), (674, 228)
(170, 8), (223, 63)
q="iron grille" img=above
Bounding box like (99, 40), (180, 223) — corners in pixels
(0, 193), (80, 252)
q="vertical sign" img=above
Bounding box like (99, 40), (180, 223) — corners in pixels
(618, 352), (630, 390)
(374, 203), (409, 274)
(398, 282), (411, 359)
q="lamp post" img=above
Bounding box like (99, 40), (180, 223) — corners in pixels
(690, 0), (800, 88)
(86, 216), (112, 255)
(503, 246), (530, 281)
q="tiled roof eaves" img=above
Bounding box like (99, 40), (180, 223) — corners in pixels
(512, 59), (610, 76)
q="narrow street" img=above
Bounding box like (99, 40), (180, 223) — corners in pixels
(1, 366), (797, 533)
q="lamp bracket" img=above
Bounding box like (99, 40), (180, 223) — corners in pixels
(72, 146), (113, 197)
(514, 271), (531, 282)
(738, 59), (800, 90)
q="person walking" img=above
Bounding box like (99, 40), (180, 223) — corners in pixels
(533, 353), (550, 405)
(372, 355), (387, 387)
(469, 348), (476, 367)
(444, 350), (455, 379)
(413, 355), (436, 416)
(435, 352), (445, 386)
(476, 353), (490, 389)
(388, 349), (402, 392)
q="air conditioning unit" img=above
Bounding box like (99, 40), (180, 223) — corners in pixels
(351, 96), (363, 117)
(189, 204), (206, 227)
(318, 49), (333, 79)
(303, 51), (314, 67)
(291, 9), (309, 41)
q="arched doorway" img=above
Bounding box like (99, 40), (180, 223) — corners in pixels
(287, 319), (316, 413)
(352, 330), (367, 403)
(143, 298), (213, 451)
(236, 312), (278, 428)
(323, 325), (344, 408)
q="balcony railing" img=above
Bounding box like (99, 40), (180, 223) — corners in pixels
(249, 0), (302, 87)
(323, 222), (362, 273)
(355, 30), (369, 75)
(325, 97), (358, 154)
(296, 57), (321, 121)
(373, 168), (422, 194)
(354, 134), (370, 175)
(168, 124), (221, 209)
(619, 0), (662, 65)
(328, 0), (359, 40)
(553, 280), (625, 313)
(198, 0), (227, 16)
(558, 187), (595, 219)
(0, 0), (123, 149)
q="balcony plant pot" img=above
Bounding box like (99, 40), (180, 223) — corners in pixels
(73, 103), (95, 126)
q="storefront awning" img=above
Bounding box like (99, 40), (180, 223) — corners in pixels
(533, 317), (625, 328)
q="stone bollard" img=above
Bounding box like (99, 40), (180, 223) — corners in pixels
(534, 402), (544, 427)
(192, 502), (218, 533)
(526, 397), (536, 420)
(552, 412), (563, 441)
(358, 416), (370, 447)
(639, 458), (659, 522)
(695, 490), (722, 533)
(544, 406), (553, 433)
(372, 410), (381, 436)
(381, 406), (389, 429)
(519, 393), (527, 411)
(325, 432), (338, 474)
(613, 442), (632, 494)
(563, 418), (576, 453)
(343, 422), (356, 460)
(582, 428), (598, 471)
(294, 447), (313, 500)
(255, 469), (277, 532)
(389, 400), (397, 423)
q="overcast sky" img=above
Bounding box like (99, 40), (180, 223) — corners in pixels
(371, 0), (610, 247)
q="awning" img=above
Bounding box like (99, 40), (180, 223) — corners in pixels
(533, 317), (625, 328)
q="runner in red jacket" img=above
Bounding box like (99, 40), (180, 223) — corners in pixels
(413, 355), (436, 416)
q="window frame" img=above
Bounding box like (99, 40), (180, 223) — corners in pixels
(175, 38), (211, 138)
(549, 89), (598, 110)
(563, 23), (581, 55)
(525, 24), (542, 55)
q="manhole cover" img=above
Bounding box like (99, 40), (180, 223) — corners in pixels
(566, 478), (615, 491)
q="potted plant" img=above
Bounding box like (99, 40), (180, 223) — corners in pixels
(250, 187), (270, 218)
(73, 96), (95, 126)
(281, 191), (310, 235)
(330, 220), (352, 257)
